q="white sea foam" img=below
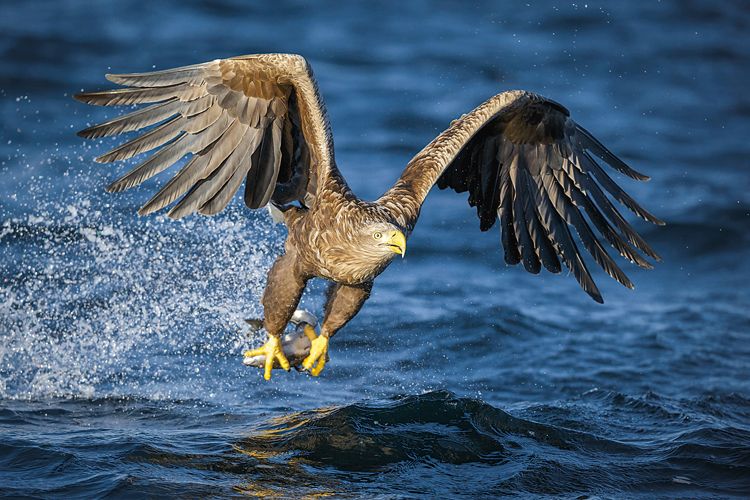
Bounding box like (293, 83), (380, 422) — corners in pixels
(0, 160), (286, 401)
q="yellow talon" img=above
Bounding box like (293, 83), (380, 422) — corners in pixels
(302, 334), (329, 377)
(303, 324), (318, 342)
(243, 335), (290, 381)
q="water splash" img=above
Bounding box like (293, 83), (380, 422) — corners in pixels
(0, 158), (284, 400)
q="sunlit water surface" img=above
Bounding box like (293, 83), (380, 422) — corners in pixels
(1, 1), (749, 497)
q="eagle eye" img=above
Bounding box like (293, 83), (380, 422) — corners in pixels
(373, 231), (382, 240)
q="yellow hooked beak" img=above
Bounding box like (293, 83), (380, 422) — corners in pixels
(385, 230), (407, 257)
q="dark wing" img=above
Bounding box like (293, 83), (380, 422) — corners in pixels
(380, 91), (663, 303)
(75, 53), (341, 218)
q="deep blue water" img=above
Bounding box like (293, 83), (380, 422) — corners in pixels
(1, 0), (749, 497)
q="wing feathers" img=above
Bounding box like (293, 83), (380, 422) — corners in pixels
(244, 117), (284, 208)
(106, 61), (216, 87)
(77, 54), (336, 219)
(199, 166), (246, 216)
(553, 168), (653, 269)
(95, 116), (186, 163)
(520, 168), (560, 273)
(582, 171), (662, 261)
(554, 170), (654, 269)
(139, 117), (240, 215)
(74, 83), (204, 106)
(182, 104), (224, 134)
(431, 91), (662, 302)
(576, 125), (650, 181)
(169, 127), (261, 218)
(530, 172), (603, 303)
(106, 134), (195, 193)
(478, 138), (502, 231)
(582, 151), (665, 226)
(497, 163), (521, 265)
(199, 129), (266, 216)
(510, 155), (541, 273)
(182, 94), (217, 117)
(543, 172), (633, 289)
(77, 99), (182, 139)
(558, 157), (660, 262)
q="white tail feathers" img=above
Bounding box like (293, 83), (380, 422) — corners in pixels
(267, 204), (285, 224)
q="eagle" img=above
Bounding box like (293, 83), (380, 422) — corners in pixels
(74, 53), (663, 380)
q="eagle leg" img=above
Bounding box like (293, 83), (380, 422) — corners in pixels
(301, 281), (373, 376)
(250, 252), (308, 380)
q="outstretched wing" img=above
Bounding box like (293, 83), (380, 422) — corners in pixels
(75, 53), (342, 218)
(380, 90), (664, 303)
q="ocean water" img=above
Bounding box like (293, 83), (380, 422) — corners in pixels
(1, 0), (749, 497)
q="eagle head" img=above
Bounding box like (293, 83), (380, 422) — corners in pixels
(360, 221), (407, 259)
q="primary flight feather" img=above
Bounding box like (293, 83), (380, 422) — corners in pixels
(75, 53), (663, 380)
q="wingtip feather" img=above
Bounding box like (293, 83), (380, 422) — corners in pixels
(628, 170), (651, 182)
(137, 205), (155, 217)
(76, 128), (93, 138)
(105, 180), (124, 193)
(73, 92), (94, 104)
(166, 202), (193, 220)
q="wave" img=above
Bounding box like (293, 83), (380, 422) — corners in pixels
(1, 391), (748, 497)
(232, 391), (750, 497)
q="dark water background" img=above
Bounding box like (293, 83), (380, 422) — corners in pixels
(1, 0), (749, 497)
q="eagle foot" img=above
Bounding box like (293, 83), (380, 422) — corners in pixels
(302, 332), (329, 377)
(243, 335), (290, 381)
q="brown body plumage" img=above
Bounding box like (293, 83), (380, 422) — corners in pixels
(75, 53), (663, 378)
